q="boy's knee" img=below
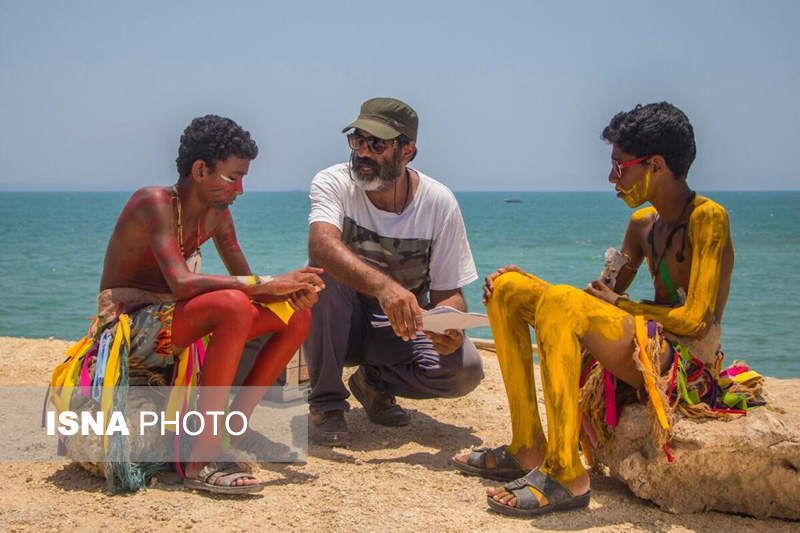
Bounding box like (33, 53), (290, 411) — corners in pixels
(289, 308), (312, 337)
(493, 271), (528, 296)
(212, 289), (254, 321)
(488, 272), (529, 312)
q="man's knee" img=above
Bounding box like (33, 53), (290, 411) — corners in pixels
(307, 274), (359, 344)
(440, 341), (484, 398)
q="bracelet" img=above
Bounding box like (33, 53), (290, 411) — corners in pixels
(614, 293), (631, 306)
(236, 275), (274, 286)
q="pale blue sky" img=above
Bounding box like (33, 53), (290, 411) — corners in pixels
(1, 1), (798, 191)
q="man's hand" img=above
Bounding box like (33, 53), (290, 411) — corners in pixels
(287, 288), (319, 311)
(584, 279), (623, 305)
(483, 265), (527, 304)
(377, 281), (423, 342)
(260, 267), (325, 296)
(424, 329), (464, 355)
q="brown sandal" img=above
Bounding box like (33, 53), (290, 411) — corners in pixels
(183, 459), (264, 495)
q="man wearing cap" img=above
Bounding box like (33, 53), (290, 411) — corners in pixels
(305, 97), (483, 446)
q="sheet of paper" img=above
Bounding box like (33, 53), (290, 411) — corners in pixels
(370, 306), (490, 334)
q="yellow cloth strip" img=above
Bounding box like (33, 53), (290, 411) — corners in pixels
(51, 336), (92, 388)
(101, 315), (129, 451)
(733, 370), (761, 384)
(64, 335), (93, 359)
(262, 301), (295, 325)
(56, 356), (84, 414)
(634, 316), (670, 430)
(53, 336), (95, 413)
(164, 346), (192, 433)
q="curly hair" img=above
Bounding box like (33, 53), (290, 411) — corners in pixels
(601, 102), (696, 179)
(176, 115), (259, 178)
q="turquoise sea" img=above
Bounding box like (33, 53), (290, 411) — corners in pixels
(1, 191), (798, 378)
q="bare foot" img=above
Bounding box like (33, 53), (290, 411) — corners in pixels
(486, 469), (590, 510)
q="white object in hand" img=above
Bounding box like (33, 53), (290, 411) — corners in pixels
(599, 247), (630, 291)
(371, 306), (489, 334)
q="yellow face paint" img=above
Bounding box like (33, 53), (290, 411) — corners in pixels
(617, 171), (652, 208)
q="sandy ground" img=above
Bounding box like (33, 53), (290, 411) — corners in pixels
(0, 336), (796, 533)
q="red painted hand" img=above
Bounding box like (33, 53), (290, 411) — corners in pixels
(260, 267), (325, 296)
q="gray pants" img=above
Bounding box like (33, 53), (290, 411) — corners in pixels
(305, 272), (484, 415)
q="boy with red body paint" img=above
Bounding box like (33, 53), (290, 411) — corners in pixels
(98, 115), (324, 493)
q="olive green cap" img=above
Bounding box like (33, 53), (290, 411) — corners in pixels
(342, 97), (418, 141)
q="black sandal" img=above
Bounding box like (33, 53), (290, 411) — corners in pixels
(451, 445), (528, 482)
(487, 468), (591, 518)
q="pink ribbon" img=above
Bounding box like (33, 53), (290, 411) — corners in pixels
(719, 364), (750, 379)
(603, 369), (618, 426)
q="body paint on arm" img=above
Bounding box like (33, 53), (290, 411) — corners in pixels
(616, 198), (730, 338)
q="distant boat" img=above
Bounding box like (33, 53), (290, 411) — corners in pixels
(504, 198), (523, 203)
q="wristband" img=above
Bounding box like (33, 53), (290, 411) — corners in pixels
(614, 293), (630, 306)
(237, 275), (274, 286)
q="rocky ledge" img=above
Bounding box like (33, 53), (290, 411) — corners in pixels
(591, 377), (800, 519)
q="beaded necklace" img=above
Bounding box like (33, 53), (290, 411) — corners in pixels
(647, 190), (696, 284)
(171, 185), (202, 273)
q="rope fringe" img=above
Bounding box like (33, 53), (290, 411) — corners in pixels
(579, 321), (764, 461)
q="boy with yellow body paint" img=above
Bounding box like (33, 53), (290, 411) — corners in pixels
(452, 102), (736, 517)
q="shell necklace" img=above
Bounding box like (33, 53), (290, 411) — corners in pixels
(172, 185), (202, 273)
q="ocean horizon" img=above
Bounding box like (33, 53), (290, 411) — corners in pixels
(1, 190), (798, 378)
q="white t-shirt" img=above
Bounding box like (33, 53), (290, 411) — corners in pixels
(309, 163), (477, 306)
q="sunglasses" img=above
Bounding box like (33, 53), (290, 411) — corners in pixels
(347, 133), (398, 154)
(612, 155), (651, 178)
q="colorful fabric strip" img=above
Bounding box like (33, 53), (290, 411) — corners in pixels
(603, 370), (618, 426)
(102, 315), (130, 451)
(92, 329), (113, 401)
(634, 316), (670, 430)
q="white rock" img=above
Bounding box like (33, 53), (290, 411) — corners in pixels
(591, 377), (800, 519)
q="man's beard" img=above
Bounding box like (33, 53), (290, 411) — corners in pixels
(350, 151), (404, 192)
